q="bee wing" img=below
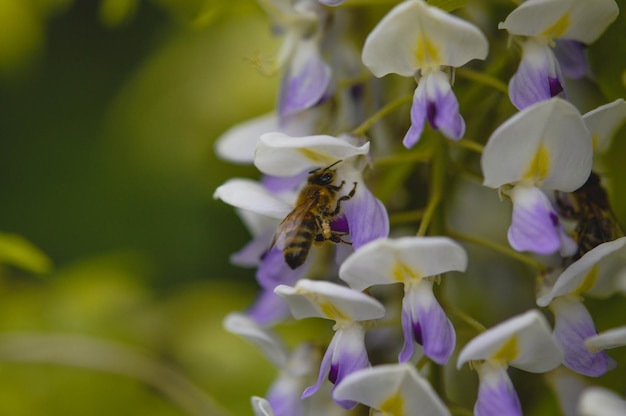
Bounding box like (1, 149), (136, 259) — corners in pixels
(269, 202), (317, 251)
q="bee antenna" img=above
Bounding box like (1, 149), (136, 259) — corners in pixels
(307, 160), (342, 174)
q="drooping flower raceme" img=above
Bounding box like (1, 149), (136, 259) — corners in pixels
(361, 0), (488, 148)
(274, 279), (385, 409)
(499, 0), (619, 109)
(339, 236), (467, 364)
(537, 237), (626, 377)
(481, 97), (592, 256)
(457, 310), (564, 416)
(332, 363), (451, 416)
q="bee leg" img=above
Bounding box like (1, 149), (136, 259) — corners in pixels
(329, 182), (358, 217)
(328, 180), (346, 192)
(329, 232), (352, 245)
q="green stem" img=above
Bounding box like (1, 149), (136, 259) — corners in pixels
(0, 332), (229, 416)
(389, 209), (424, 226)
(447, 230), (547, 271)
(417, 138), (446, 236)
(446, 305), (486, 334)
(455, 68), (509, 94)
(450, 139), (484, 154)
(352, 93), (413, 136)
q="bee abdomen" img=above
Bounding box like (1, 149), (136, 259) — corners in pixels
(283, 228), (315, 269)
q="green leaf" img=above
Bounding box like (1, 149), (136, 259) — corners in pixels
(589, 11), (626, 102)
(0, 232), (52, 275)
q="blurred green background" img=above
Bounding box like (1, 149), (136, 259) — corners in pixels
(0, 0), (285, 414)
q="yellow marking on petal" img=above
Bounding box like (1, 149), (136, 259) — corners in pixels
(522, 143), (550, 184)
(592, 133), (599, 151)
(380, 391), (404, 416)
(297, 148), (333, 165)
(414, 34), (440, 67)
(392, 260), (421, 283)
(573, 265), (599, 296)
(319, 299), (349, 321)
(491, 336), (519, 363)
(541, 12), (571, 39)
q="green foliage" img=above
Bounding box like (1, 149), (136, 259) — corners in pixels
(0, 232), (52, 275)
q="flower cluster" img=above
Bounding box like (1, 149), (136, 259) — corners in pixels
(214, 1), (625, 415)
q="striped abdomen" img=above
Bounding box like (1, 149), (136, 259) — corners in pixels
(283, 213), (317, 269)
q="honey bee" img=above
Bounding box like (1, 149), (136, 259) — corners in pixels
(555, 172), (624, 260)
(270, 160), (358, 269)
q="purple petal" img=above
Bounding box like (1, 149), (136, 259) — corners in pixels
(423, 70), (465, 140)
(475, 363), (522, 416)
(278, 45), (332, 119)
(403, 86), (427, 149)
(262, 172), (308, 194)
(302, 324), (368, 409)
(230, 231), (273, 267)
(553, 39), (588, 79)
(266, 377), (305, 416)
(343, 185), (389, 250)
(318, 0), (344, 5)
(508, 186), (561, 255)
(509, 41), (566, 110)
(247, 289), (292, 326)
(256, 246), (307, 290)
(552, 297), (614, 377)
(399, 280), (455, 365)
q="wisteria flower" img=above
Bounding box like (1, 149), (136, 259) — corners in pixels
(361, 0), (488, 147)
(537, 237), (626, 376)
(257, 0), (332, 120)
(481, 97), (592, 255)
(332, 363), (450, 416)
(499, 0), (619, 109)
(339, 236), (467, 364)
(457, 310), (563, 416)
(254, 132), (389, 250)
(274, 279), (385, 409)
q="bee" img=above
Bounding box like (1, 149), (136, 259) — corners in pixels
(555, 172), (624, 260)
(270, 160), (358, 269)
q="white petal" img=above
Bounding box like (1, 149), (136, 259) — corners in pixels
(537, 237), (626, 307)
(332, 363), (450, 416)
(223, 313), (288, 368)
(274, 279), (385, 321)
(579, 387), (626, 416)
(457, 309), (563, 373)
(499, 0), (619, 44)
(255, 133), (370, 177)
(251, 396), (275, 416)
(361, 0), (488, 77)
(583, 99), (626, 152)
(339, 236), (467, 291)
(213, 178), (293, 220)
(585, 326), (626, 352)
(214, 114), (279, 164)
(481, 97), (592, 191)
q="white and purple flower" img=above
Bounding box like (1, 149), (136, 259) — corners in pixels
(499, 0), (619, 109)
(457, 310), (564, 416)
(339, 236), (467, 364)
(361, 0), (488, 147)
(481, 97), (593, 256)
(274, 279), (386, 409)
